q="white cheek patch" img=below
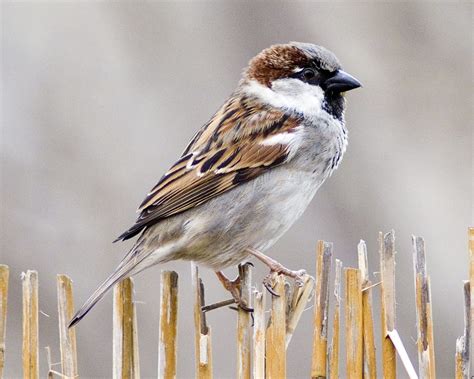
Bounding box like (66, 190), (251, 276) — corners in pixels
(244, 79), (325, 118)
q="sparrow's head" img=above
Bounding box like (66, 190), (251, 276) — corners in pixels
(244, 42), (361, 120)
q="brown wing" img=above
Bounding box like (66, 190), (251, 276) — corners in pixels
(114, 95), (301, 242)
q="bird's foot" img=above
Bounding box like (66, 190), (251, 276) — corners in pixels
(262, 266), (307, 296)
(210, 270), (253, 312)
(246, 248), (306, 296)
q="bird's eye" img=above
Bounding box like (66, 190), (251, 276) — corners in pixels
(290, 67), (322, 85)
(302, 68), (316, 81)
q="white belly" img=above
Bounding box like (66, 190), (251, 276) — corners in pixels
(176, 166), (325, 269)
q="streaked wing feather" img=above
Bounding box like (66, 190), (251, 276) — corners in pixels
(115, 95), (301, 242)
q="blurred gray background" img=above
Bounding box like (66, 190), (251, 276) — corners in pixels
(1, 2), (472, 378)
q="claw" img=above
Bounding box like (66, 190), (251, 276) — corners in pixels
(230, 303), (254, 313)
(264, 282), (280, 297)
(214, 270), (253, 313)
(263, 275), (280, 297)
(240, 261), (254, 268)
(237, 302), (254, 312)
(293, 269), (307, 287)
(262, 268), (306, 296)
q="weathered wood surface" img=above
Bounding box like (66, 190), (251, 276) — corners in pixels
(329, 259), (342, 379)
(158, 271), (178, 379)
(311, 241), (332, 379)
(344, 268), (363, 379)
(358, 241), (376, 379)
(237, 264), (251, 379)
(113, 278), (140, 379)
(0, 265), (9, 379)
(253, 290), (265, 379)
(57, 274), (78, 378)
(455, 281), (470, 379)
(412, 236), (436, 379)
(192, 263), (213, 379)
(286, 274), (314, 348)
(380, 231), (396, 379)
(265, 274), (286, 379)
(22, 270), (39, 379)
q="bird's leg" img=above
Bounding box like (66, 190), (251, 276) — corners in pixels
(246, 248), (307, 296)
(212, 270), (253, 312)
(215, 270), (240, 294)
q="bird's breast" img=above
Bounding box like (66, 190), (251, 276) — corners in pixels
(291, 114), (348, 178)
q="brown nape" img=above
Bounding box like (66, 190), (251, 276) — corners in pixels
(245, 44), (310, 87)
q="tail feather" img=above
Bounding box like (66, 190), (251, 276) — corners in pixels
(68, 239), (149, 328)
(68, 266), (130, 328)
(68, 234), (174, 328)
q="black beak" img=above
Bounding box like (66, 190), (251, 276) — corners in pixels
(323, 70), (361, 94)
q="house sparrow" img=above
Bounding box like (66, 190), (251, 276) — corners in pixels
(69, 42), (360, 327)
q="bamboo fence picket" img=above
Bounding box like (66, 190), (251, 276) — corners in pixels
(311, 241), (332, 378)
(329, 259), (342, 379)
(253, 290), (265, 379)
(412, 236), (436, 378)
(286, 274), (314, 348)
(344, 268), (363, 378)
(158, 271), (178, 379)
(0, 265), (8, 379)
(265, 274), (286, 379)
(56, 275), (78, 378)
(380, 231), (397, 379)
(22, 270), (39, 379)
(358, 241), (376, 379)
(455, 281), (470, 378)
(237, 264), (252, 379)
(192, 263), (213, 379)
(113, 277), (140, 379)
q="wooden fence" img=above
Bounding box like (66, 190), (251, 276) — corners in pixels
(0, 228), (472, 378)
